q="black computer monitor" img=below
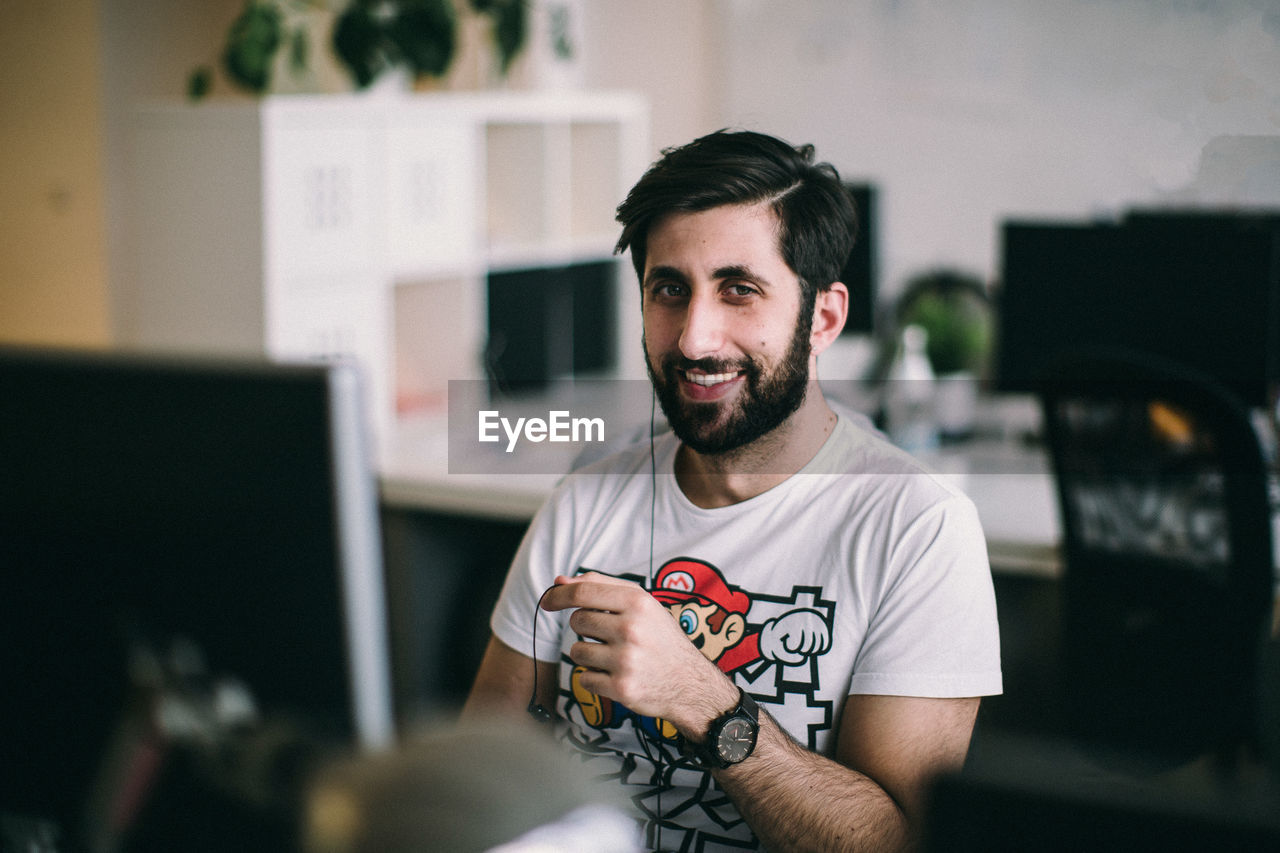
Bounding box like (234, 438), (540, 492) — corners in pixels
(840, 183), (878, 336)
(994, 213), (1280, 407)
(486, 259), (618, 392)
(994, 220), (1125, 394)
(0, 348), (394, 847)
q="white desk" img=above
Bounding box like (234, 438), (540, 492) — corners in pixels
(380, 415), (559, 522)
(918, 443), (1061, 577)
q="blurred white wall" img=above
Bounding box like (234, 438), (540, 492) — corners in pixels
(715, 0), (1280, 300)
(577, 0), (723, 152)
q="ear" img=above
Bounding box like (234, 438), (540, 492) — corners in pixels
(809, 281), (849, 358)
(722, 614), (746, 647)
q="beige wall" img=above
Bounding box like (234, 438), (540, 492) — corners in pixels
(0, 1), (718, 350)
(0, 0), (109, 346)
(13, 1), (1273, 352)
(578, 0), (721, 153)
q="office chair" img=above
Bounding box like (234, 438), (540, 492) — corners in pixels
(1038, 348), (1275, 775)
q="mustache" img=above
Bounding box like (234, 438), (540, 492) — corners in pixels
(662, 356), (752, 375)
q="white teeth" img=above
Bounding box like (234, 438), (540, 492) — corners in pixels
(684, 370), (739, 386)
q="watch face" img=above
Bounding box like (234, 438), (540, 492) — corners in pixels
(716, 718), (756, 764)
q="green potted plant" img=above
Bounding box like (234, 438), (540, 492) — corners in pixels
(897, 269), (991, 378)
(188, 0), (527, 99)
(894, 268), (993, 440)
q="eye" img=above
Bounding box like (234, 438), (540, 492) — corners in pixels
(647, 280), (686, 302)
(723, 282), (758, 301)
(678, 608), (699, 635)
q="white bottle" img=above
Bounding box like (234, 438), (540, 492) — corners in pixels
(887, 324), (938, 452)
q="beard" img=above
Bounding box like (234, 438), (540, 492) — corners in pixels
(645, 309), (813, 456)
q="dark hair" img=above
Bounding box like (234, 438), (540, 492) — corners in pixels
(614, 129), (858, 303)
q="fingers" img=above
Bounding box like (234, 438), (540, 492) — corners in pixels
(540, 573), (647, 614)
(567, 636), (614, 673)
(568, 606), (617, 643)
(552, 571), (634, 589)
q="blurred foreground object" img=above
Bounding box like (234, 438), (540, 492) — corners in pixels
(304, 720), (641, 852)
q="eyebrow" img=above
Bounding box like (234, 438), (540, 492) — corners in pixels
(713, 264), (767, 286)
(644, 264), (771, 289)
(644, 265), (688, 288)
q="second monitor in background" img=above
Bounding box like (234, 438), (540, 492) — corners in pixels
(994, 212), (1280, 408)
(486, 259), (617, 393)
(840, 183), (878, 337)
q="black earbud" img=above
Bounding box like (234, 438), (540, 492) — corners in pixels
(527, 585), (556, 723)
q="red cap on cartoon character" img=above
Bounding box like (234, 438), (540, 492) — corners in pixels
(650, 558), (750, 615)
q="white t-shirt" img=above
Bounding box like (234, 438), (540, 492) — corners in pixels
(490, 414), (1002, 851)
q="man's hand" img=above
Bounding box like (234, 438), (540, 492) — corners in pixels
(539, 572), (738, 737)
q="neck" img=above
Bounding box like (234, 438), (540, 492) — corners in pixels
(674, 382), (838, 509)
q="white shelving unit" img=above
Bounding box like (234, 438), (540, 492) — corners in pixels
(119, 90), (650, 446)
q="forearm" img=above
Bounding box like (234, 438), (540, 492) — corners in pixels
(461, 635), (556, 722)
(715, 710), (911, 853)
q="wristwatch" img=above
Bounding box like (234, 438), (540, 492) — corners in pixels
(680, 688), (759, 769)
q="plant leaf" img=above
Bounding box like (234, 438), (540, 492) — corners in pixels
(332, 4), (389, 88)
(491, 0), (527, 72)
(387, 0), (457, 79)
(187, 65), (213, 101)
(289, 25), (309, 76)
(222, 1), (283, 93)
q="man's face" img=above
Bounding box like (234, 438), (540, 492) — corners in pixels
(641, 203), (813, 455)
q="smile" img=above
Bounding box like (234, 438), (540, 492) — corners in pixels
(683, 370), (743, 387)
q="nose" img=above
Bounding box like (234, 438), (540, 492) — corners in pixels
(677, 292), (726, 360)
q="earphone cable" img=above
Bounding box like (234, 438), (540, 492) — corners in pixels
(528, 390), (666, 846)
(649, 389), (663, 851)
(527, 585), (556, 723)
(649, 390), (657, 587)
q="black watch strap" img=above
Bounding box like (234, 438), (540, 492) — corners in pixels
(679, 687), (759, 769)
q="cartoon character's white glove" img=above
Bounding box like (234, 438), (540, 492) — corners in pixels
(758, 609), (831, 665)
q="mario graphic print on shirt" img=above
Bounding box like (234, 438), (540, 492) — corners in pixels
(568, 556), (836, 751)
(563, 557), (838, 848)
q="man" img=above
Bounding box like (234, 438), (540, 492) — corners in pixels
(464, 130), (1002, 851)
